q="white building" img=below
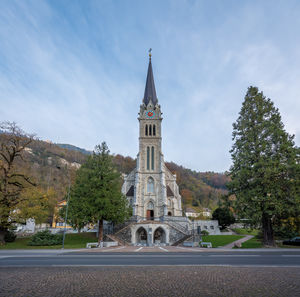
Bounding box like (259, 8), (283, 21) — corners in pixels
(185, 208), (200, 218)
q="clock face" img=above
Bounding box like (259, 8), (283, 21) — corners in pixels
(146, 110), (155, 118)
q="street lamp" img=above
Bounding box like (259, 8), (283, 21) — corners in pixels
(56, 165), (71, 249)
(62, 176), (71, 249)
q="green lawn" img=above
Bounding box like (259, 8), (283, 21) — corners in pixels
(201, 235), (244, 248)
(241, 237), (263, 248)
(232, 229), (263, 248)
(232, 228), (260, 236)
(0, 232), (98, 249)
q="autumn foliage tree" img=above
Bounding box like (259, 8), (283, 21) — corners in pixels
(0, 122), (36, 244)
(16, 187), (57, 225)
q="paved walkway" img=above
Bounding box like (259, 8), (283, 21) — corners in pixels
(1, 266), (299, 297)
(222, 235), (254, 249)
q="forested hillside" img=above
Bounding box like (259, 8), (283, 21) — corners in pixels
(2, 135), (228, 210)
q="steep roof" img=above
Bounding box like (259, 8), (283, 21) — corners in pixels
(143, 56), (158, 106)
(126, 185), (134, 197)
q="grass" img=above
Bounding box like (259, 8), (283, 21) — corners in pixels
(231, 228), (263, 248)
(241, 237), (263, 248)
(201, 235), (244, 248)
(0, 232), (98, 249)
(232, 228), (260, 236)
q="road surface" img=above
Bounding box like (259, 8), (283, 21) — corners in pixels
(1, 247), (300, 297)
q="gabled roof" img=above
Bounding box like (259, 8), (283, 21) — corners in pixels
(143, 57), (158, 106)
(126, 185), (134, 197)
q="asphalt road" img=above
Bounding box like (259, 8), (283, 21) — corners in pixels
(1, 249), (300, 296)
(1, 250), (300, 267)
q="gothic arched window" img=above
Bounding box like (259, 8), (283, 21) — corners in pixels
(151, 146), (154, 170)
(147, 201), (154, 209)
(149, 125), (152, 136)
(153, 125), (156, 136)
(147, 147), (150, 170)
(147, 177), (154, 193)
(145, 125), (148, 136)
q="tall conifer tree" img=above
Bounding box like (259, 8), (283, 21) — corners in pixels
(228, 86), (299, 246)
(65, 142), (130, 244)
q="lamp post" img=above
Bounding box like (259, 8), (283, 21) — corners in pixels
(62, 178), (71, 249)
(57, 165), (71, 250)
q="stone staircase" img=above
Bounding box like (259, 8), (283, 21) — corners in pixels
(171, 234), (193, 246)
(106, 234), (130, 246)
(165, 220), (190, 236)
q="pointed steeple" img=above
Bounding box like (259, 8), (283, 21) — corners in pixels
(143, 49), (158, 106)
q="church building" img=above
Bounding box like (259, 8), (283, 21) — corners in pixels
(122, 52), (182, 220)
(114, 53), (220, 246)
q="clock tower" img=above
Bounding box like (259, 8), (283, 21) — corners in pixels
(122, 52), (183, 221)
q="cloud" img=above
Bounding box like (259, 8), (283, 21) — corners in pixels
(0, 0), (299, 172)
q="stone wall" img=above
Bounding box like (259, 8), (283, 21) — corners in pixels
(192, 220), (221, 235)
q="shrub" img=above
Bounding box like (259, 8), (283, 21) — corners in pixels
(201, 230), (209, 236)
(4, 230), (17, 242)
(212, 207), (235, 230)
(28, 230), (62, 246)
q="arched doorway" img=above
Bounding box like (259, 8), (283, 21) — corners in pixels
(136, 227), (147, 245)
(154, 227), (166, 244)
(168, 211), (172, 216)
(147, 201), (154, 220)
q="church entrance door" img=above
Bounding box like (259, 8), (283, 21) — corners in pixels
(147, 210), (154, 220)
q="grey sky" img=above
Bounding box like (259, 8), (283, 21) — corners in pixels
(0, 0), (299, 172)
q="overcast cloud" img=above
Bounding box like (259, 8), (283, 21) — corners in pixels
(0, 0), (299, 172)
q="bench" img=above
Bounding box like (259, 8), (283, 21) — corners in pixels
(200, 242), (212, 248)
(86, 242), (98, 248)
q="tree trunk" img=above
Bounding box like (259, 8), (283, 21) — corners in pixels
(98, 219), (104, 246)
(0, 228), (6, 245)
(262, 214), (275, 246)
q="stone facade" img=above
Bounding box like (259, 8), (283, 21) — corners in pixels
(118, 55), (220, 246)
(122, 55), (182, 220)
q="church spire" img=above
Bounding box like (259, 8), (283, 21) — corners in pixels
(143, 49), (158, 106)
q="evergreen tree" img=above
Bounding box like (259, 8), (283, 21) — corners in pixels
(228, 86), (299, 246)
(65, 142), (130, 244)
(212, 207), (235, 230)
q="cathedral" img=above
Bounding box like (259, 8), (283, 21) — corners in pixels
(122, 52), (183, 220)
(115, 53), (220, 246)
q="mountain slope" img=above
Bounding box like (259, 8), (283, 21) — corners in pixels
(1, 135), (228, 210)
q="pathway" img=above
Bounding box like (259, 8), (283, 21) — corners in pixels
(221, 235), (254, 249)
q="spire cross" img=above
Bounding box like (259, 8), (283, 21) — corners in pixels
(149, 48), (152, 60)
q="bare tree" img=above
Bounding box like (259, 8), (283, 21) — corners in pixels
(0, 122), (35, 244)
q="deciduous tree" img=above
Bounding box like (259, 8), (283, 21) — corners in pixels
(16, 187), (57, 225)
(0, 122), (36, 244)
